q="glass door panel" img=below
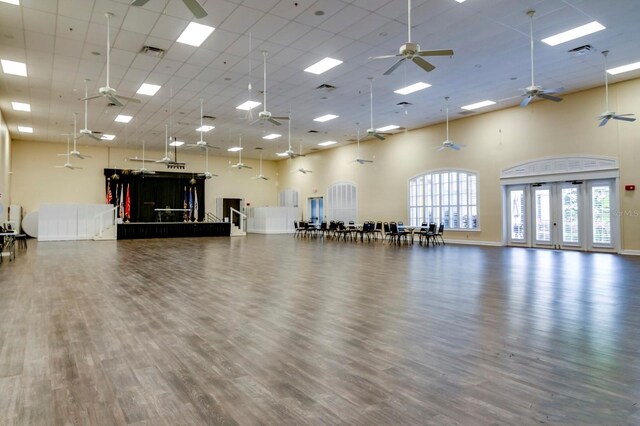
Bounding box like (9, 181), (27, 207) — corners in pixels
(560, 186), (580, 246)
(509, 188), (526, 242)
(534, 187), (551, 245)
(591, 183), (613, 248)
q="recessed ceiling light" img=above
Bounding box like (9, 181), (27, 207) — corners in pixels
(114, 114), (132, 123)
(169, 140), (184, 147)
(18, 126), (32, 133)
(1, 59), (27, 77)
(318, 141), (337, 146)
(541, 21), (605, 46)
(227, 146), (242, 152)
(461, 100), (496, 110)
(313, 114), (339, 122)
(607, 61), (640, 75)
(304, 57), (343, 75)
(196, 125), (214, 132)
(11, 102), (30, 112)
(394, 82), (432, 95)
(376, 125), (399, 132)
(262, 133), (281, 140)
(136, 83), (161, 96)
(176, 22), (215, 47)
(101, 134), (116, 141)
(455, 0), (466, 3)
(0, 0), (20, 6)
(236, 100), (261, 110)
(276, 152), (289, 157)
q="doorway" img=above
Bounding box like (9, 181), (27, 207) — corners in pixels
(307, 197), (324, 224)
(219, 198), (243, 227)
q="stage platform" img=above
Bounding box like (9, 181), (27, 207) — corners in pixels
(117, 222), (231, 240)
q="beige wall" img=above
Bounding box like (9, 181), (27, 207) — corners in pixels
(277, 78), (640, 250)
(0, 109), (11, 222)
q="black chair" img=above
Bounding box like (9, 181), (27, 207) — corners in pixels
(421, 223), (437, 246)
(319, 222), (328, 238)
(434, 223), (445, 245)
(357, 221), (374, 242)
(294, 221), (304, 237)
(372, 221), (383, 240)
(383, 222), (391, 243)
(397, 221), (410, 244)
(388, 222), (399, 244)
(337, 221), (350, 241)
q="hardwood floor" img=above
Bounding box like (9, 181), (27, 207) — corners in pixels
(1, 235), (639, 425)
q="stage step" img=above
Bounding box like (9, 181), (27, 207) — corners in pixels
(230, 224), (246, 237)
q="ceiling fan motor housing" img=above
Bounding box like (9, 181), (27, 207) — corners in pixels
(400, 42), (420, 57)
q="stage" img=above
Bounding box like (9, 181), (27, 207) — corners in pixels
(117, 222), (231, 240)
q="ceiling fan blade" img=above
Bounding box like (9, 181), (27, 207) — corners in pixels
(373, 133), (386, 141)
(383, 58), (405, 75)
(613, 115), (636, 122)
(82, 94), (102, 101)
(115, 94), (141, 104)
(106, 95), (124, 107)
(244, 165), (253, 169)
(538, 93), (563, 102)
(268, 118), (282, 126)
(412, 56), (435, 73)
(182, 0), (208, 18)
(370, 54), (402, 60)
(271, 116), (290, 120)
(417, 49), (454, 57)
(598, 117), (610, 127)
(451, 145), (461, 151)
(436, 146), (446, 152)
(544, 87), (564, 94)
(84, 132), (102, 141)
(520, 95), (533, 107)
(130, 0), (150, 6)
(250, 118), (262, 126)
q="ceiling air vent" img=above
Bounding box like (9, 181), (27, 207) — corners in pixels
(142, 45), (166, 58)
(307, 130), (319, 133)
(202, 115), (215, 120)
(315, 83), (336, 92)
(568, 44), (593, 57)
(396, 101), (413, 107)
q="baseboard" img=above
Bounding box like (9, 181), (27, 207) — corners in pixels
(247, 230), (295, 234)
(445, 239), (503, 247)
(619, 250), (640, 256)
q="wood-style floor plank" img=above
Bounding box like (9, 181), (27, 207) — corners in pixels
(1, 236), (640, 425)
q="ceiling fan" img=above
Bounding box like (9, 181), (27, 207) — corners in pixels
(282, 117), (304, 159)
(186, 99), (219, 150)
(131, 138), (156, 175)
(83, 13), (141, 107)
(519, 10), (564, 107)
(197, 144), (217, 179)
(231, 135), (252, 170)
(56, 135), (83, 170)
(367, 78), (391, 140)
(77, 79), (101, 141)
(354, 126), (373, 164)
(369, 0), (453, 75)
(130, 0), (207, 19)
(294, 167), (312, 175)
(252, 51), (289, 126)
(252, 153), (269, 180)
(436, 97), (465, 151)
(598, 50), (636, 126)
(68, 113), (92, 159)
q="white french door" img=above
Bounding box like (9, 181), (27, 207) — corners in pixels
(506, 179), (616, 251)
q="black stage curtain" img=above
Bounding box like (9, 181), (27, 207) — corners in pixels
(104, 169), (205, 223)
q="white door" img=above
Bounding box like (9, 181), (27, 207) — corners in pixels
(507, 186), (527, 245)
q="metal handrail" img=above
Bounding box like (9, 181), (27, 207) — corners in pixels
(230, 207), (247, 233)
(205, 212), (222, 222)
(94, 206), (118, 238)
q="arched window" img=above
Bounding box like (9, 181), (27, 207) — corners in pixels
(409, 170), (478, 229)
(327, 182), (357, 223)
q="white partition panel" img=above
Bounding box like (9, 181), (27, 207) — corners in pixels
(247, 206), (299, 234)
(39, 204), (113, 241)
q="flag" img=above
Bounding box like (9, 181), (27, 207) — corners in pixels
(119, 184), (124, 219)
(106, 180), (112, 204)
(125, 184), (131, 221)
(183, 186), (188, 222)
(188, 187), (193, 222)
(115, 183), (119, 208)
(193, 187), (199, 222)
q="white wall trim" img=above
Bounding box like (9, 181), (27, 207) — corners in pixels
(501, 155), (619, 184)
(445, 239), (503, 247)
(619, 250), (640, 256)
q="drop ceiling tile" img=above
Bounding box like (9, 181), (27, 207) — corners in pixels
(218, 5), (264, 34)
(163, 43), (197, 62)
(23, 8), (57, 36)
(270, 21), (313, 46)
(248, 13), (289, 41)
(201, 28), (240, 51)
(175, 63), (205, 79)
(289, 27), (335, 52)
(21, 0), (58, 14)
(121, 7), (161, 35)
(113, 30), (148, 54)
(150, 14), (190, 41)
(58, 0), (94, 21)
(0, 4), (22, 30)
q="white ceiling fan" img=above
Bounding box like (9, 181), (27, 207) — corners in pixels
(294, 167), (312, 175)
(598, 50), (636, 126)
(231, 135), (252, 170)
(83, 13), (141, 108)
(131, 138), (156, 175)
(436, 97), (465, 151)
(77, 79), (101, 142)
(68, 113), (92, 159)
(56, 135), (83, 170)
(520, 10), (564, 107)
(252, 153), (269, 180)
(252, 51), (289, 126)
(367, 78), (391, 140)
(186, 99), (219, 150)
(130, 0), (208, 19)
(282, 116), (303, 159)
(369, 0), (453, 75)
(354, 126), (373, 164)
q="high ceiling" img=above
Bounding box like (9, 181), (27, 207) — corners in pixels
(1, 0), (640, 159)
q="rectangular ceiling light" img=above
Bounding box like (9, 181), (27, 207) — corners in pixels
(607, 61), (640, 75)
(11, 102), (30, 111)
(262, 133), (281, 140)
(236, 100), (261, 110)
(227, 146), (242, 152)
(136, 83), (161, 96)
(0, 0), (20, 4)
(394, 82), (432, 95)
(304, 57), (343, 75)
(318, 141), (337, 146)
(541, 21), (605, 46)
(276, 152), (289, 157)
(169, 140), (184, 147)
(101, 134), (116, 141)
(461, 100), (496, 110)
(114, 114), (132, 123)
(196, 125), (215, 132)
(1, 59), (27, 77)
(376, 125), (399, 132)
(18, 125), (33, 133)
(313, 114), (339, 122)
(455, 0), (466, 3)
(176, 22), (215, 47)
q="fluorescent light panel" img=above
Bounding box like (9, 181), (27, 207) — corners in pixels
(136, 83), (161, 96)
(313, 114), (339, 122)
(276, 152), (289, 157)
(318, 141), (337, 146)
(607, 61), (640, 75)
(227, 147), (242, 152)
(114, 114), (132, 123)
(1, 59), (27, 76)
(262, 133), (281, 140)
(461, 100), (496, 110)
(304, 57), (343, 75)
(0, 0), (20, 5)
(169, 140), (184, 147)
(455, 0), (466, 3)
(18, 126), (32, 133)
(196, 125), (214, 132)
(236, 100), (261, 110)
(394, 82), (432, 95)
(176, 22), (215, 47)
(11, 102), (30, 111)
(376, 125), (399, 132)
(541, 21), (605, 46)
(101, 134), (115, 141)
